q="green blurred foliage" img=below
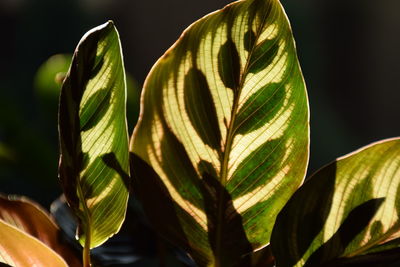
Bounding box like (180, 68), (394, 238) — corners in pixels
(34, 54), (71, 116)
(0, 143), (16, 164)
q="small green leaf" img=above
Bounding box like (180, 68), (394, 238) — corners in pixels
(131, 0), (309, 265)
(0, 219), (68, 267)
(58, 21), (130, 249)
(271, 138), (400, 267)
(0, 195), (81, 266)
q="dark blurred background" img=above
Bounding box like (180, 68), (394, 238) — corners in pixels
(1, 0), (399, 207)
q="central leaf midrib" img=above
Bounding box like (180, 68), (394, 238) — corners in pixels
(220, 4), (271, 188)
(214, 9), (272, 264)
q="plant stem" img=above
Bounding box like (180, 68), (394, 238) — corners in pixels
(77, 180), (92, 267)
(83, 235), (91, 267)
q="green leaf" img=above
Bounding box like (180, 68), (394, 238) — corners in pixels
(271, 138), (400, 267)
(0, 195), (81, 266)
(130, 0), (309, 265)
(58, 21), (130, 249)
(0, 219), (68, 267)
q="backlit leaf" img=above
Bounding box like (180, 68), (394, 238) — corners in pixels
(271, 138), (400, 267)
(130, 0), (309, 265)
(0, 195), (80, 266)
(50, 195), (196, 267)
(58, 21), (130, 249)
(0, 219), (68, 267)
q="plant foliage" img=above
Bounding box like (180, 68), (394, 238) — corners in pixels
(272, 138), (400, 267)
(131, 0), (308, 265)
(58, 21), (130, 251)
(0, 0), (399, 266)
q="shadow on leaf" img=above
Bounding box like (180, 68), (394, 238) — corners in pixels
(305, 198), (385, 267)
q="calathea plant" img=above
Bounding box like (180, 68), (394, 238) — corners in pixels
(1, 0), (400, 266)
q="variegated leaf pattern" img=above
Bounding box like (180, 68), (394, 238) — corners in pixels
(131, 0), (309, 265)
(59, 21), (130, 249)
(271, 138), (400, 267)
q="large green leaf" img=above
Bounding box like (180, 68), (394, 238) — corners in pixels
(130, 0), (309, 265)
(58, 21), (130, 249)
(0, 195), (80, 266)
(0, 219), (68, 267)
(271, 138), (400, 267)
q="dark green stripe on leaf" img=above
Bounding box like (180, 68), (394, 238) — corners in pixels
(184, 68), (222, 151)
(160, 119), (203, 205)
(235, 82), (286, 134)
(89, 56), (104, 79)
(228, 138), (284, 199)
(218, 39), (241, 90)
(80, 89), (112, 131)
(244, 29), (256, 52)
(249, 39), (280, 74)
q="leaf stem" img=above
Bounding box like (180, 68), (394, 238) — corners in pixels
(81, 214), (92, 267)
(82, 216), (92, 267)
(83, 234), (91, 267)
(77, 180), (92, 267)
(215, 94), (239, 265)
(215, 14), (266, 264)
